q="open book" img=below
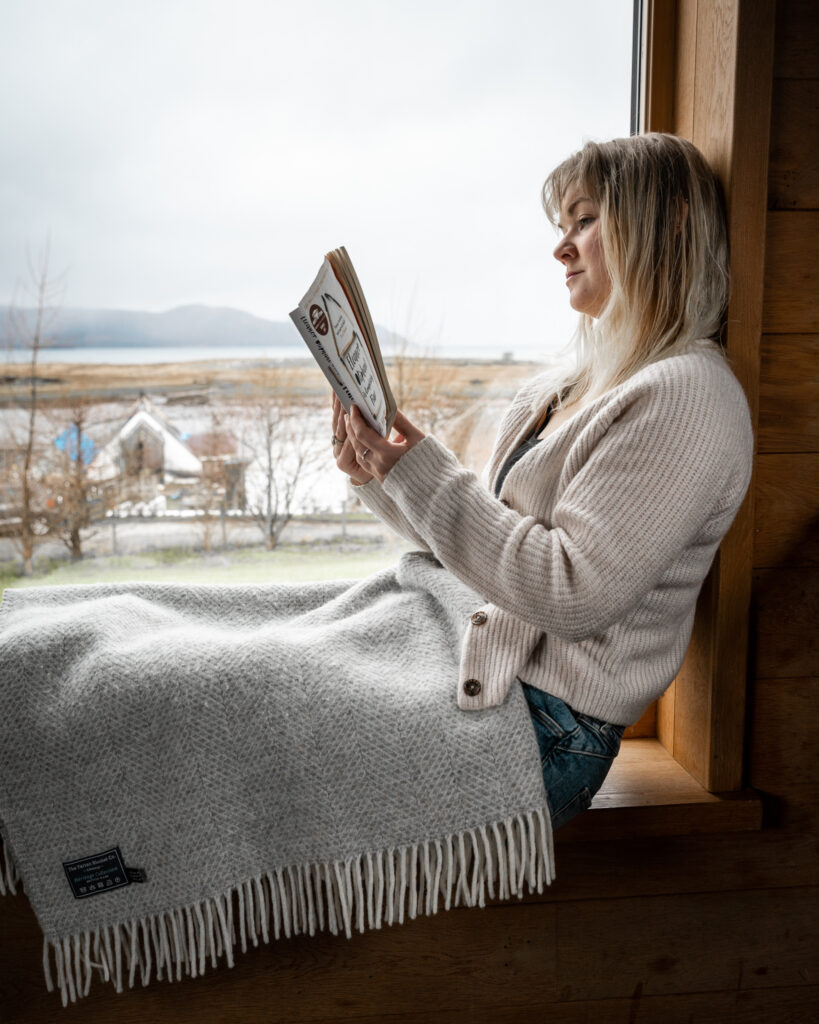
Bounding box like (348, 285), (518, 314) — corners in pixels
(289, 247), (397, 437)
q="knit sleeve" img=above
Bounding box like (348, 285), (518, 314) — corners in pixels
(352, 478), (432, 552)
(379, 364), (753, 642)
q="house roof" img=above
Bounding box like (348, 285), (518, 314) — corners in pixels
(89, 395), (203, 480)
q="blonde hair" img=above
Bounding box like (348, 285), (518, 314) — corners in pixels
(540, 132), (730, 407)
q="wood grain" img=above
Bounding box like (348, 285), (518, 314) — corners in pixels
(768, 77), (819, 210)
(748, 677), (819, 788)
(672, 0), (697, 139)
(2, 883), (816, 1024)
(754, 454), (819, 566)
(763, 212), (819, 333)
(552, 887), (818, 1003)
(758, 334), (819, 453)
(641, 0), (678, 132)
(774, 0), (819, 79)
(752, 567), (819, 678)
(662, 0), (775, 792)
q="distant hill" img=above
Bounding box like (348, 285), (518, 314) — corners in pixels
(0, 304), (303, 350)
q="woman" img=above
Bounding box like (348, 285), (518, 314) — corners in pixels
(331, 132), (754, 830)
(0, 134), (755, 1000)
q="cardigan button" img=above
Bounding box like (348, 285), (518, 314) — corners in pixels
(470, 611), (488, 626)
(463, 679), (482, 697)
(500, 498), (511, 508)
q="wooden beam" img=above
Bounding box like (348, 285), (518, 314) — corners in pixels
(650, 0), (776, 791)
(639, 0), (677, 132)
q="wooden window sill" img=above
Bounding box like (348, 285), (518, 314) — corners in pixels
(554, 738), (764, 843)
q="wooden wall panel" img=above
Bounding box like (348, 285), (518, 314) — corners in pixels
(773, 0), (819, 79)
(658, 0), (775, 792)
(672, 0), (698, 138)
(754, 454), (819, 566)
(752, 567), (819, 678)
(768, 78), (819, 209)
(758, 334), (819, 453)
(748, 677), (819, 788)
(763, 212), (819, 333)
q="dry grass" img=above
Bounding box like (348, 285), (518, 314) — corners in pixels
(0, 355), (541, 408)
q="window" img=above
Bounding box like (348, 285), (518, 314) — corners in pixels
(0, 3), (632, 591)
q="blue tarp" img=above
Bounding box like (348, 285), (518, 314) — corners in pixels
(54, 425), (97, 465)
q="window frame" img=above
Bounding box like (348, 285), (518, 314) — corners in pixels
(634, 0), (775, 793)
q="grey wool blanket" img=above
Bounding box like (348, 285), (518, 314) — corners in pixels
(0, 552), (553, 1006)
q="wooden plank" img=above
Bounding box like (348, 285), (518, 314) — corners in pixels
(545, 786), (819, 903)
(754, 454), (819, 566)
(669, 552), (717, 783)
(758, 334), (819, 453)
(763, 212), (819, 333)
(641, 0), (678, 133)
(749, 677), (819, 787)
(556, 739), (762, 843)
(656, 677), (676, 753)
(774, 0), (819, 79)
(672, 0), (697, 138)
(753, 567), (819, 678)
(553, 887), (819, 1003)
(768, 77), (819, 210)
(623, 701), (657, 739)
(664, 0), (775, 792)
(203, 985), (817, 1024)
(2, 883), (817, 1024)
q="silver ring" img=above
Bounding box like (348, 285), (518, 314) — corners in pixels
(332, 434), (343, 447)
(361, 448), (371, 461)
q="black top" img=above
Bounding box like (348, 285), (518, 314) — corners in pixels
(493, 401), (554, 499)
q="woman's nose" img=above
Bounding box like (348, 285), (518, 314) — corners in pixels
(553, 234), (574, 263)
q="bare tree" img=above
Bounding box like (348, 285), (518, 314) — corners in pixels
(3, 241), (64, 574)
(238, 381), (323, 550)
(388, 330), (471, 456)
(42, 398), (108, 560)
(188, 402), (246, 553)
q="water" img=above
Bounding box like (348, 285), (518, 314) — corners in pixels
(4, 342), (551, 366)
(4, 345), (308, 366)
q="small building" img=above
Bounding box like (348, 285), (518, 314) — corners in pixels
(89, 396), (203, 485)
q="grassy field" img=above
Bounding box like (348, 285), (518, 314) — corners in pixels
(0, 540), (412, 605)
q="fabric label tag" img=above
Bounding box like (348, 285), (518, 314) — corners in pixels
(63, 847), (143, 899)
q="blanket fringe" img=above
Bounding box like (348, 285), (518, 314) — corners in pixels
(41, 807), (554, 1006)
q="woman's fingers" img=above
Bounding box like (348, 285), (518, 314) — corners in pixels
(392, 409), (425, 445)
(331, 395), (345, 442)
(345, 404), (425, 484)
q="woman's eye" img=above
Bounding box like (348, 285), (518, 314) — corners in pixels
(578, 216), (593, 230)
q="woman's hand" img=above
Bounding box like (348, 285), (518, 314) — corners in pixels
(332, 396), (426, 485)
(332, 394), (373, 485)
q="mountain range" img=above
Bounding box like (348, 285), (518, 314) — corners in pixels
(1, 304), (304, 350)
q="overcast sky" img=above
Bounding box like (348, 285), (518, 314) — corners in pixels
(1, 0), (633, 360)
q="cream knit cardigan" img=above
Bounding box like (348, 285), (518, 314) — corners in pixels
(357, 344), (754, 724)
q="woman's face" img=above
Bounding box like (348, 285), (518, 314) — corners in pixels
(553, 184), (611, 318)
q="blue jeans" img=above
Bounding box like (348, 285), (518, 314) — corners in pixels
(520, 680), (625, 831)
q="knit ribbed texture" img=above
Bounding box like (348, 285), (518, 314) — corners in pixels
(0, 554), (552, 1004)
(359, 346), (754, 723)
